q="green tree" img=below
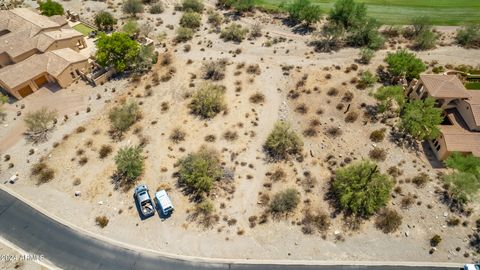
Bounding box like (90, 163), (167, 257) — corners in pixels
(332, 160), (393, 216)
(24, 107), (57, 134)
(329, 0), (367, 30)
(94, 11), (117, 31)
(180, 11), (202, 29)
(373, 86), (406, 113)
(96, 32), (139, 72)
(0, 94), (7, 121)
(109, 101), (140, 133)
(115, 146), (144, 182)
(178, 147), (222, 195)
(384, 49), (426, 81)
(456, 24), (480, 49)
(287, 0), (322, 26)
(39, 0), (64, 16)
(190, 84), (226, 119)
(122, 0), (144, 17)
(347, 17), (384, 50)
(400, 97), (443, 140)
(232, 0), (254, 13)
(445, 152), (480, 176)
(270, 188), (300, 214)
(264, 121), (303, 160)
(182, 0), (204, 13)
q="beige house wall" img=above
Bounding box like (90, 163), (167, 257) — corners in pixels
(456, 99), (480, 131)
(55, 60), (90, 88)
(429, 136), (449, 160)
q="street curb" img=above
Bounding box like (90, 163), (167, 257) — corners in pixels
(0, 185), (463, 268)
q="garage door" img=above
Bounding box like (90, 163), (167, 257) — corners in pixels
(17, 85), (33, 98)
(34, 76), (48, 88)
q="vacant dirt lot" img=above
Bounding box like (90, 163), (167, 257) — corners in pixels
(2, 0), (480, 264)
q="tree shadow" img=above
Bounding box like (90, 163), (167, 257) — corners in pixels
(420, 141), (445, 169)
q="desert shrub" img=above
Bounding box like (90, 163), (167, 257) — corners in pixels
(175, 27), (194, 42)
(246, 64), (261, 75)
(332, 160), (393, 216)
(24, 107), (57, 141)
(346, 17), (384, 50)
(303, 127), (317, 137)
(95, 216), (109, 228)
(302, 209), (330, 234)
(223, 130), (238, 141)
(369, 147), (386, 161)
(369, 128), (385, 142)
(270, 188), (300, 215)
(178, 147), (222, 195)
(401, 194), (415, 209)
(114, 146), (144, 182)
(456, 25), (480, 49)
(413, 30), (437, 50)
(220, 23), (248, 42)
(326, 126), (342, 137)
(357, 70), (377, 89)
(447, 216), (461, 227)
(170, 128), (186, 143)
(94, 11), (117, 31)
(345, 111), (358, 123)
(249, 92), (265, 104)
(375, 208), (402, 233)
(190, 83), (226, 119)
(202, 60), (227, 80)
(327, 87), (339, 96)
(270, 168), (286, 182)
(180, 11), (202, 29)
(295, 104), (308, 114)
(374, 85), (405, 113)
(109, 101), (140, 134)
(310, 22), (345, 52)
(430, 235), (442, 247)
(182, 0), (204, 13)
(150, 3), (164, 14)
(359, 47), (374, 64)
(412, 172), (430, 188)
(31, 162), (47, 176)
(264, 121), (303, 160)
(99, 145), (113, 159)
(32, 162), (55, 184)
(384, 49), (426, 81)
(250, 23), (262, 38)
(122, 0), (144, 17)
(207, 10), (223, 26)
(287, 0), (322, 26)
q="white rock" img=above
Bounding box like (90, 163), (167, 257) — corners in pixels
(334, 230), (340, 235)
(443, 212), (448, 217)
(98, 201), (104, 205)
(74, 191), (81, 196)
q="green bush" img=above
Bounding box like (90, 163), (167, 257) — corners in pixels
(445, 152), (480, 175)
(373, 85), (405, 113)
(287, 0), (322, 26)
(430, 235), (442, 247)
(95, 216), (109, 228)
(180, 11), (202, 29)
(346, 17), (384, 50)
(207, 10), (223, 26)
(94, 11), (117, 31)
(178, 147), (222, 194)
(115, 146), (144, 182)
(264, 121), (303, 160)
(359, 47), (374, 64)
(122, 20), (139, 36)
(202, 60), (227, 80)
(413, 30), (437, 50)
(384, 49), (426, 81)
(329, 0), (367, 30)
(109, 101), (140, 134)
(456, 24), (480, 49)
(375, 208), (402, 233)
(220, 23), (248, 42)
(39, 0), (64, 16)
(369, 147), (387, 161)
(190, 83), (226, 119)
(182, 0), (204, 13)
(400, 97), (443, 140)
(24, 107), (57, 134)
(369, 129), (386, 142)
(270, 188), (300, 214)
(175, 27), (194, 42)
(444, 172), (480, 207)
(332, 160), (393, 216)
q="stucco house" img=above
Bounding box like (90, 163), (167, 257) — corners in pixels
(407, 74), (480, 160)
(0, 8), (89, 99)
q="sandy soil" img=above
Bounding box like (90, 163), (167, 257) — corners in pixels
(0, 240), (45, 270)
(2, 1), (480, 264)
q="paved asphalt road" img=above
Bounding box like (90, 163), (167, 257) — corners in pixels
(0, 189), (463, 270)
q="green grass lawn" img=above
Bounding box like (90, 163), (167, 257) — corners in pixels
(466, 82), (480, 90)
(73, 23), (95, 36)
(254, 0), (480, 25)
